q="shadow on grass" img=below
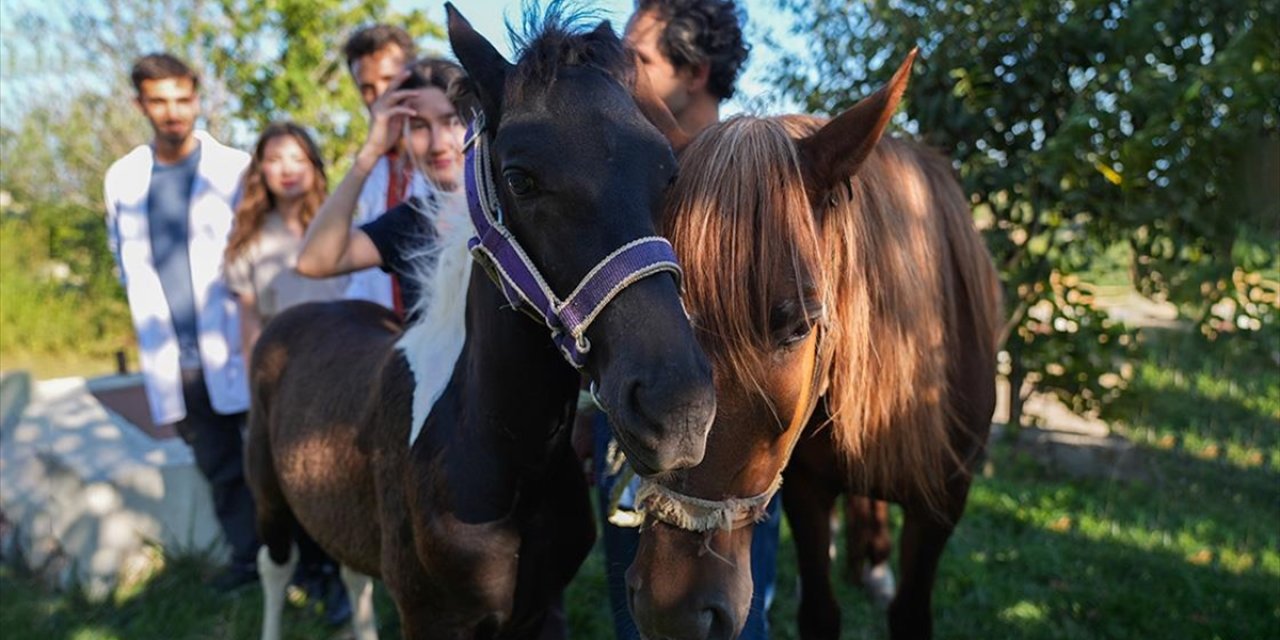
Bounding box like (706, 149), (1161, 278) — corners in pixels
(767, 439), (1278, 640)
(934, 492), (1277, 640)
(0, 552), (401, 640)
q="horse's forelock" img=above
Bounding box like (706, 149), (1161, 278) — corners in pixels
(505, 0), (631, 103)
(664, 116), (826, 390)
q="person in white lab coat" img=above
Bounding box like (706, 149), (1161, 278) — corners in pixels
(103, 52), (259, 590)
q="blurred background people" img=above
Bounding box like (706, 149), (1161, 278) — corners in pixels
(224, 122), (348, 353)
(297, 58), (474, 321)
(337, 24), (422, 311)
(103, 52), (259, 590)
(223, 121), (352, 624)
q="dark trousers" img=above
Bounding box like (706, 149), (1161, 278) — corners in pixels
(174, 368), (260, 568)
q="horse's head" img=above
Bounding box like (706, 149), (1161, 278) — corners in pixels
(446, 3), (715, 474)
(627, 52), (918, 640)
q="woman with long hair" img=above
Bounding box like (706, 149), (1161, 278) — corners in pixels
(224, 121), (352, 626)
(225, 122), (348, 357)
(296, 57), (477, 321)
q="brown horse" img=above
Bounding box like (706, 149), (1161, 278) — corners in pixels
(246, 5), (715, 639)
(626, 52), (1003, 640)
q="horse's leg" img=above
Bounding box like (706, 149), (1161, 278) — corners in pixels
(784, 467), (842, 640)
(537, 442), (595, 640)
(339, 565), (378, 640)
(887, 479), (972, 640)
(245, 443), (295, 565)
(381, 553), (435, 640)
(844, 496), (896, 609)
(246, 403), (302, 640)
(257, 543), (297, 640)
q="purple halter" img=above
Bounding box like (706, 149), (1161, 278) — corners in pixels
(464, 118), (684, 369)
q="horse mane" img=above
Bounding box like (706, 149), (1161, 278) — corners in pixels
(663, 117), (825, 391)
(505, 0), (632, 103)
(668, 114), (1002, 511)
(398, 189), (474, 444)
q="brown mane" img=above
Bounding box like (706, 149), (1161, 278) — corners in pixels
(663, 117), (825, 389)
(666, 114), (1002, 509)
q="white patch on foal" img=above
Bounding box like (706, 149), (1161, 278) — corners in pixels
(397, 190), (473, 446)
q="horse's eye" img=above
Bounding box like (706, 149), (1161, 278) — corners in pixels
(504, 170), (537, 196)
(773, 301), (824, 350)
(779, 321), (813, 349)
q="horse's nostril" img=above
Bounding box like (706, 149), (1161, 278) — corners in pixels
(703, 602), (736, 640)
(608, 364), (714, 474)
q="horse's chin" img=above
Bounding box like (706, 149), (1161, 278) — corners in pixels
(628, 520), (752, 640)
(626, 453), (659, 477)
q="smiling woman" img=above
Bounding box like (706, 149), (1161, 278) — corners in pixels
(294, 56), (476, 321)
(224, 122), (348, 362)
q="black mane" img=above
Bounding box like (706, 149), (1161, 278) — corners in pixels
(506, 0), (632, 101)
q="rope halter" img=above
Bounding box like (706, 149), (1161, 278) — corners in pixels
(464, 116), (684, 369)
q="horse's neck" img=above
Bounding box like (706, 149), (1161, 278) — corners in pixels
(425, 270), (578, 520)
(464, 270), (579, 434)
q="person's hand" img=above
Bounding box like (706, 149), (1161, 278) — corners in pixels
(357, 71), (418, 167)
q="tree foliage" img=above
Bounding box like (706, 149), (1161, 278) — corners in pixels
(0, 0), (445, 362)
(195, 0), (444, 169)
(772, 0), (1280, 417)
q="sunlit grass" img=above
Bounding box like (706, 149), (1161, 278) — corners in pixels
(999, 600), (1048, 623)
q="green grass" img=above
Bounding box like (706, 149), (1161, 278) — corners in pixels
(2, 328), (1277, 639)
(0, 351), (120, 380)
(0, 552), (347, 640)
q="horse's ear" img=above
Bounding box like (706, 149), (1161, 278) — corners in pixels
(446, 2), (511, 131)
(799, 48), (917, 191)
(632, 53), (693, 154)
(591, 20), (616, 42)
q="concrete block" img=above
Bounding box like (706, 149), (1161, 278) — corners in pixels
(0, 375), (223, 600)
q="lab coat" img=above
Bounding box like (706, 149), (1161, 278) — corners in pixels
(104, 130), (251, 425)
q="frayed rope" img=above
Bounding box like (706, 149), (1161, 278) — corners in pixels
(635, 473), (783, 533)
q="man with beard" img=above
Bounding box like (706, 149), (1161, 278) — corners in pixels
(332, 23), (421, 314)
(103, 53), (259, 589)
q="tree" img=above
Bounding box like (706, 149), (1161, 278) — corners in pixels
(38, 0), (444, 166)
(771, 0), (1280, 421)
(0, 0), (446, 364)
(195, 0), (444, 169)
(0, 92), (139, 358)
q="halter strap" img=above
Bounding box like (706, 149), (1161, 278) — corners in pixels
(464, 117), (683, 369)
(635, 330), (825, 532)
(636, 473), (782, 532)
